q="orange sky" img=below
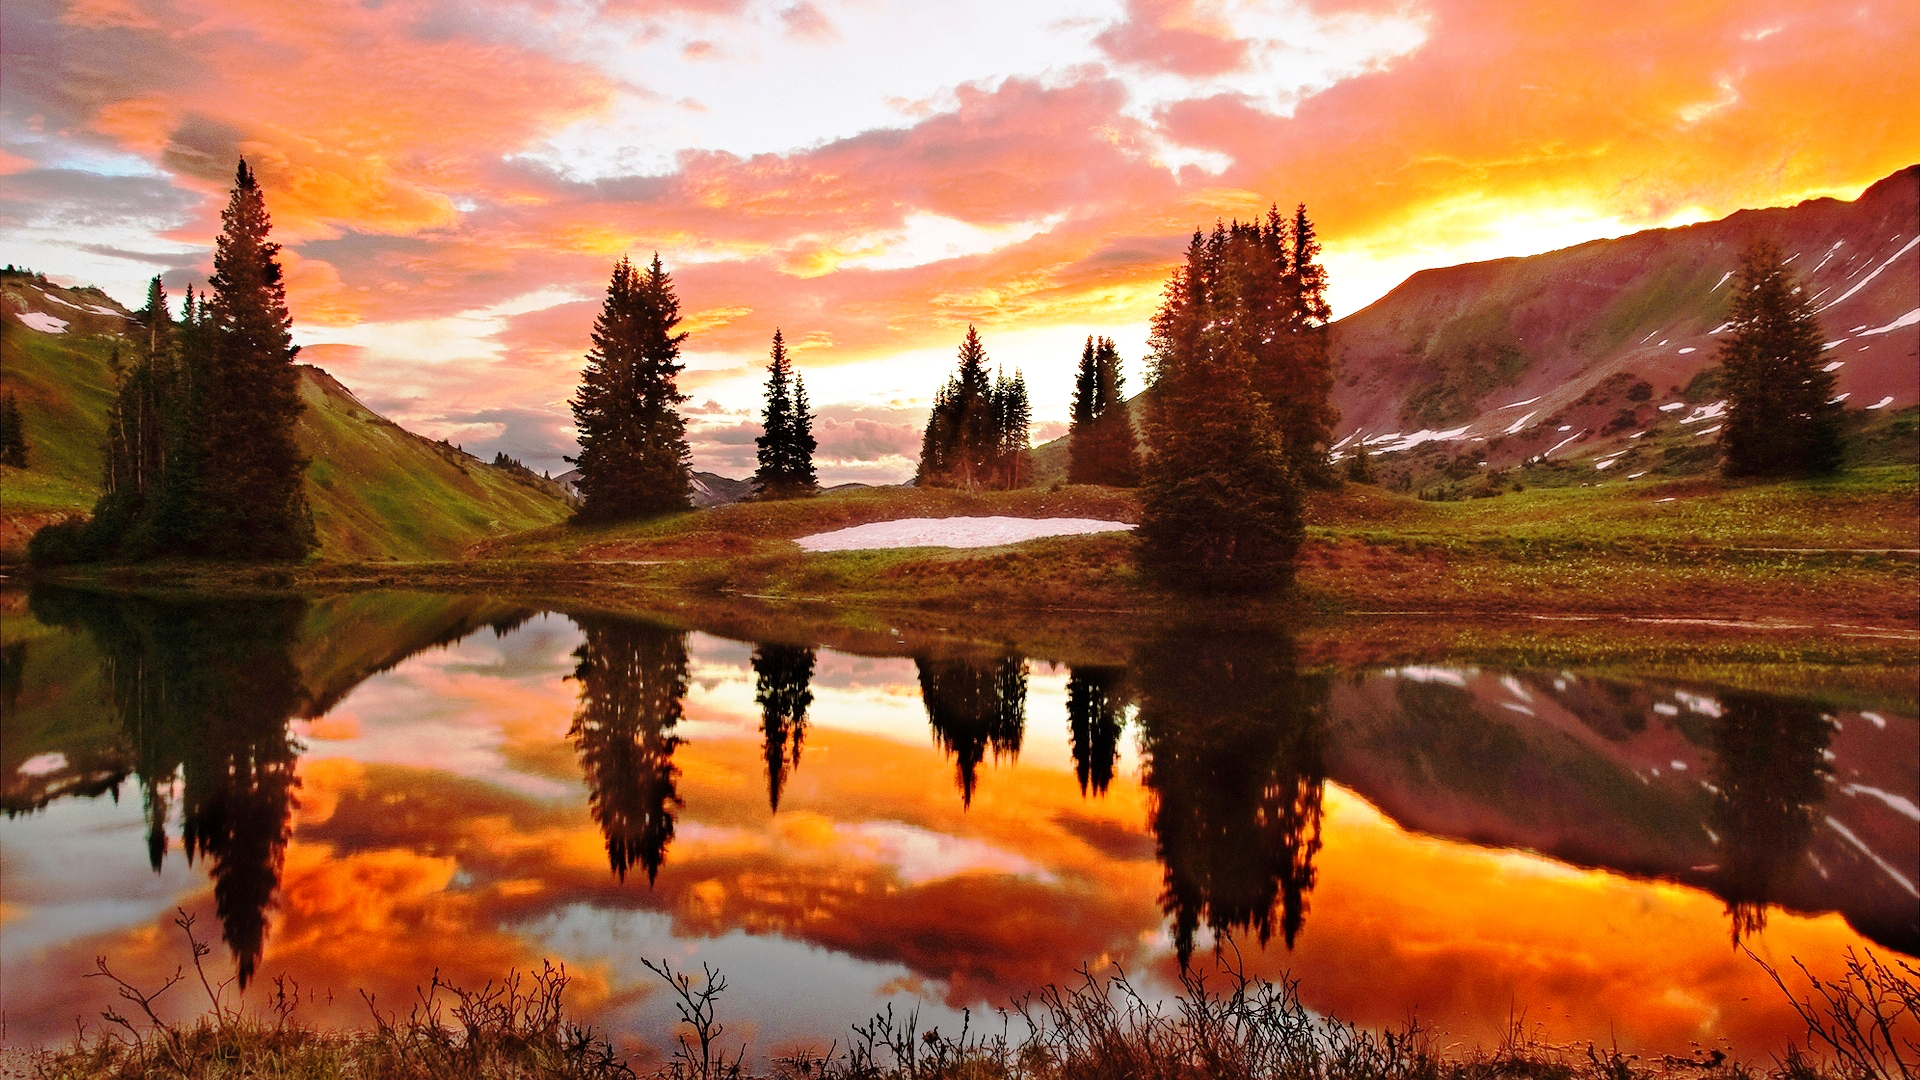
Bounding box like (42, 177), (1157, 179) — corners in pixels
(3, 0), (1916, 479)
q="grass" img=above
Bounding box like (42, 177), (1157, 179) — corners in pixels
(26, 915), (1919, 1080)
(28, 466), (1917, 636)
(0, 274), (575, 561)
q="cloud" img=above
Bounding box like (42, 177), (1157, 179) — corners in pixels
(778, 2), (836, 41)
(1095, 0), (1250, 77)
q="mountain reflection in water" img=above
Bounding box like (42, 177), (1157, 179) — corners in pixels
(1, 586), (1913, 1060)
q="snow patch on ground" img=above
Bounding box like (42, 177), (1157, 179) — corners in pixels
(1677, 347), (1696, 354)
(17, 312), (68, 333)
(1818, 236), (1920, 312)
(1865, 396), (1895, 410)
(1371, 426), (1471, 453)
(1679, 401), (1727, 424)
(1823, 360), (1845, 372)
(795, 516), (1132, 552)
(1860, 307), (1920, 335)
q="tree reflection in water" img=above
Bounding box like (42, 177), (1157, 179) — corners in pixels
(567, 615), (689, 885)
(1134, 627), (1328, 968)
(26, 587), (305, 988)
(1065, 666), (1128, 797)
(753, 644), (816, 812)
(1708, 689), (1835, 944)
(917, 654), (1027, 808)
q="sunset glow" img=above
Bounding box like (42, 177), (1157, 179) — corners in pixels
(4, 0), (1916, 480)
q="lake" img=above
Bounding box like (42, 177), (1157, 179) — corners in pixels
(2, 587), (1914, 1064)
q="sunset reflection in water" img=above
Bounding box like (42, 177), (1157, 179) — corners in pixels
(1, 590), (1911, 1062)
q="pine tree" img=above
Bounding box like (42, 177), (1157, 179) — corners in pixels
(193, 159), (314, 560)
(991, 367), (1031, 489)
(40, 165), (315, 565)
(1138, 224), (1308, 592)
(1069, 337), (1139, 486)
(1068, 337), (1100, 484)
(753, 329), (818, 497)
(569, 255), (694, 520)
(916, 327), (1027, 489)
(1717, 240), (1843, 477)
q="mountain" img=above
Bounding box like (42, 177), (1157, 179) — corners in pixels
(0, 270), (573, 561)
(1327, 166), (1918, 472)
(553, 467), (756, 508)
(1027, 167), (1917, 486)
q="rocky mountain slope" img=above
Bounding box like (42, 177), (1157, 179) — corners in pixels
(1328, 166), (1918, 473)
(0, 270), (573, 560)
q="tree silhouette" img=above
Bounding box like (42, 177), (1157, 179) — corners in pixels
(1069, 337), (1138, 486)
(916, 327), (1031, 490)
(1065, 665), (1128, 797)
(917, 654), (1027, 808)
(33, 164), (315, 564)
(752, 330), (819, 498)
(567, 615), (689, 883)
(569, 255), (693, 521)
(1138, 207), (1335, 592)
(753, 643), (816, 811)
(1133, 626), (1327, 968)
(27, 587), (307, 987)
(1706, 689), (1834, 944)
(1718, 239), (1843, 477)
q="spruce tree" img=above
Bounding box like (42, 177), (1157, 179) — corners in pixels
(752, 329), (818, 497)
(1138, 226), (1307, 592)
(914, 326), (998, 489)
(193, 159), (314, 560)
(1068, 337), (1101, 484)
(991, 367), (1031, 489)
(1069, 336), (1138, 487)
(570, 255), (694, 520)
(1717, 240), (1843, 477)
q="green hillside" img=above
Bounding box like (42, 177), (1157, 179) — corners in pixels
(0, 270), (574, 561)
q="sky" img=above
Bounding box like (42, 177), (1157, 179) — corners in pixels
(3, 0), (1916, 482)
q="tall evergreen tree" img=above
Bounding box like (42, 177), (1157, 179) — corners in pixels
(192, 159), (314, 560)
(1068, 337), (1100, 484)
(1138, 221), (1312, 592)
(33, 165), (315, 565)
(753, 330), (818, 497)
(1717, 239), (1843, 477)
(97, 278), (176, 538)
(992, 366), (1031, 489)
(1068, 337), (1138, 486)
(915, 326), (999, 489)
(569, 255), (694, 521)
(915, 327), (1031, 490)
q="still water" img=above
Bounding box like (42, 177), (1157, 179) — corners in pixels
(2, 588), (1915, 1062)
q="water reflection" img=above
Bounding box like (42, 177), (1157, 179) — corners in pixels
(567, 615), (687, 885)
(26, 588), (306, 987)
(3, 588), (1914, 1061)
(1134, 628), (1328, 967)
(918, 654), (1027, 807)
(1065, 666), (1127, 797)
(753, 644), (815, 812)
(1708, 691), (1835, 944)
